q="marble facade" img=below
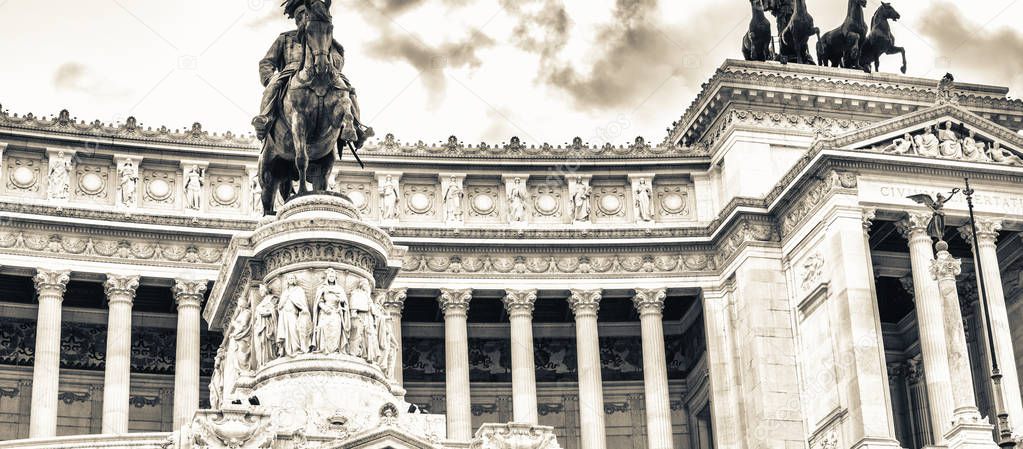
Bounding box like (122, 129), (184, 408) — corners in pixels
(0, 60), (1022, 448)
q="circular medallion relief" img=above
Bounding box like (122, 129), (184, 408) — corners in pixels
(348, 190), (367, 209)
(147, 179), (171, 201)
(534, 194), (558, 216)
(661, 193), (686, 214)
(79, 173), (104, 195)
(472, 193), (495, 215)
(214, 184), (237, 205)
(408, 192), (431, 214)
(11, 167), (35, 189)
(598, 194), (622, 215)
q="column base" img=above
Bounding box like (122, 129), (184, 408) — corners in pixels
(944, 415), (999, 449)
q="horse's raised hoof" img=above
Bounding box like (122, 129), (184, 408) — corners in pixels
(900, 66), (907, 74)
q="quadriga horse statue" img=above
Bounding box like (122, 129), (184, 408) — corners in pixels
(858, 2), (906, 73)
(258, 0), (372, 215)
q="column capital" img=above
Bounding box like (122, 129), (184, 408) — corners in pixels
(567, 289), (601, 317)
(381, 287), (408, 314)
(957, 217), (1002, 247)
(632, 288), (666, 315)
(929, 242), (962, 282)
(895, 211), (933, 240)
(438, 288), (472, 316)
(103, 274), (140, 305)
(861, 207), (877, 233)
(503, 289), (537, 317)
(172, 279), (207, 309)
(33, 269), (70, 298)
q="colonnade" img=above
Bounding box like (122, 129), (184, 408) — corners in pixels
(437, 287), (677, 449)
(27, 273), (207, 437)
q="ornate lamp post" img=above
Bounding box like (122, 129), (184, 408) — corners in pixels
(963, 178), (1017, 447)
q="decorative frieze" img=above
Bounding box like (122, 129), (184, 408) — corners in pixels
(859, 120), (1023, 167)
(402, 250), (717, 277)
(0, 225), (225, 267)
(780, 169), (858, 236)
(57, 391), (90, 405)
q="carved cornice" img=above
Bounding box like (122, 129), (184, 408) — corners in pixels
(104, 274), (140, 303)
(173, 279), (208, 308)
(567, 289), (602, 317)
(698, 107), (869, 152)
(779, 169), (858, 237)
(437, 288), (472, 316)
(632, 288), (667, 315)
(957, 217), (1002, 246)
(503, 289), (537, 317)
(402, 249), (717, 278)
(363, 133), (704, 160)
(33, 268), (70, 297)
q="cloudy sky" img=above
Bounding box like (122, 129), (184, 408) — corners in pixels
(1, 0), (1021, 145)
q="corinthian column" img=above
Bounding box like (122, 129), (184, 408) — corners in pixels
(438, 289), (472, 441)
(382, 288), (408, 386)
(930, 241), (998, 446)
(101, 274), (140, 434)
(633, 288), (673, 449)
(959, 219), (1023, 432)
(29, 269), (70, 438)
(172, 279), (207, 430)
(896, 213), (954, 443)
(568, 289), (607, 449)
(503, 289), (538, 424)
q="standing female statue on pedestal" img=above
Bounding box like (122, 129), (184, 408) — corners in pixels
(313, 269), (350, 354)
(253, 284), (278, 368)
(229, 300), (254, 372)
(277, 275), (313, 356)
(349, 279), (374, 359)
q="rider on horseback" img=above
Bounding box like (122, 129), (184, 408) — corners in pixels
(251, 0), (370, 149)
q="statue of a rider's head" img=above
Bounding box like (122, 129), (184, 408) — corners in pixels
(283, 0), (309, 27)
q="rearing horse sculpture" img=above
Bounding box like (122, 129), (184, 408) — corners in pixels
(259, 0), (370, 215)
(742, 0), (774, 62)
(858, 2), (906, 73)
(781, 0), (819, 64)
(816, 0), (867, 68)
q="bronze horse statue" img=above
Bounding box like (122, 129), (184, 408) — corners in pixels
(258, 0), (370, 215)
(858, 2), (906, 73)
(742, 0), (774, 62)
(816, 0), (867, 68)
(780, 0), (819, 64)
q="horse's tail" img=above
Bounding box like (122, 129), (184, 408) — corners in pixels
(816, 38), (824, 66)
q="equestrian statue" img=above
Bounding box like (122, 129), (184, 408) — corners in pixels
(858, 2), (906, 73)
(742, 0), (774, 62)
(252, 0), (373, 215)
(816, 0), (867, 69)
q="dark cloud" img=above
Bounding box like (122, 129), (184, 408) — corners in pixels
(347, 0), (495, 105)
(918, 2), (1023, 94)
(500, 0), (570, 61)
(515, 0), (745, 110)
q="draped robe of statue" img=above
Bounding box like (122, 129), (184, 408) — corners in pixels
(229, 303), (253, 372)
(349, 280), (373, 359)
(278, 279), (313, 356)
(313, 278), (350, 354)
(253, 288), (278, 368)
